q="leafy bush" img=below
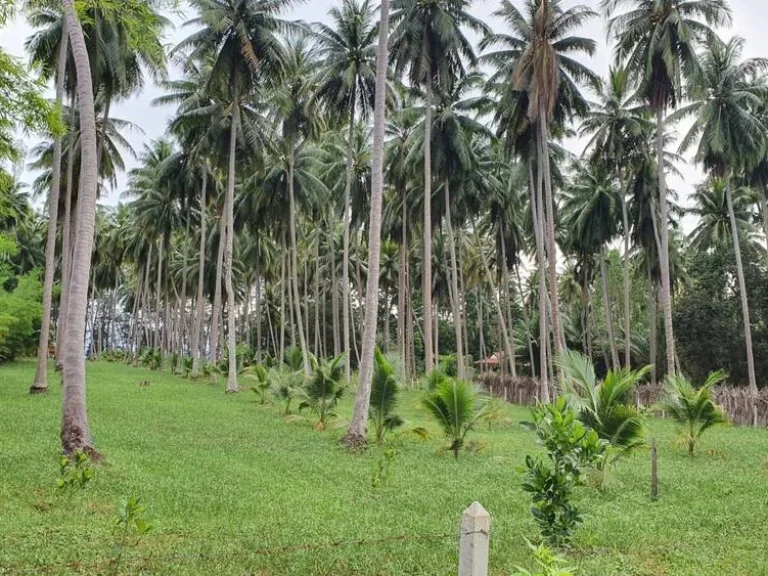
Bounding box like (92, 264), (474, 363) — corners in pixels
(557, 350), (648, 463)
(244, 364), (273, 404)
(421, 377), (488, 459)
(513, 540), (576, 576)
(112, 494), (153, 573)
(658, 371), (729, 455)
(369, 349), (404, 443)
(56, 450), (94, 492)
(298, 355), (345, 430)
(521, 398), (608, 546)
(0, 272), (41, 363)
(139, 347), (162, 371)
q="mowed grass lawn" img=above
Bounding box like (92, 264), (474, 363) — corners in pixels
(1, 361), (768, 575)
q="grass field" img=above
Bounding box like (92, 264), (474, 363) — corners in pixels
(1, 360), (768, 575)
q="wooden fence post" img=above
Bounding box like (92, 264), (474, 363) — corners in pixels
(459, 501), (490, 576)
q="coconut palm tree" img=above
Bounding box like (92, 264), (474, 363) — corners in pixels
(343, 0), (392, 448)
(59, 0), (98, 455)
(581, 66), (652, 370)
(389, 0), (490, 374)
(689, 178), (758, 251)
(673, 36), (767, 423)
(604, 0), (732, 377)
(313, 0), (378, 382)
(481, 0), (600, 395)
(175, 0), (293, 392)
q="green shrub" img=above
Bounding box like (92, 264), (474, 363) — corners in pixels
(0, 272), (41, 363)
(370, 349), (404, 443)
(421, 377), (488, 459)
(658, 371), (729, 455)
(244, 364), (273, 404)
(557, 350), (648, 464)
(521, 398), (608, 546)
(298, 355), (345, 430)
(513, 540), (576, 576)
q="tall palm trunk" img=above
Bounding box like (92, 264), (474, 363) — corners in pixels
(60, 0), (97, 455)
(397, 187), (407, 365)
(343, 0), (391, 447)
(530, 156), (550, 402)
(224, 95), (239, 393)
(314, 237), (321, 355)
(759, 190), (768, 255)
(647, 258), (657, 386)
(255, 263), (262, 355)
(329, 215), (340, 357)
(210, 211), (225, 362)
(179, 211), (190, 356)
(619, 177), (632, 369)
(56, 101), (77, 368)
(279, 239), (286, 364)
(655, 107), (676, 375)
(191, 169), (207, 375)
(476, 231), (516, 376)
(444, 180), (464, 379)
(499, 223), (517, 377)
(288, 146), (310, 376)
(600, 245), (620, 370)
(154, 239), (163, 351)
(342, 97), (356, 382)
(32, 22), (69, 393)
(422, 81), (434, 374)
(538, 116), (564, 369)
(725, 176), (758, 425)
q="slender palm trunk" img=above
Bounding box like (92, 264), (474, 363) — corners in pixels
(288, 147), (310, 376)
(342, 98), (357, 382)
(56, 101), (77, 368)
(759, 190), (768, 255)
(154, 239), (163, 351)
(60, 0), (97, 455)
(477, 291), (485, 370)
(255, 264), (262, 355)
(224, 96), (239, 393)
(343, 0), (391, 447)
(180, 213), (190, 356)
(314, 235), (321, 355)
(619, 173), (632, 369)
(279, 240), (286, 364)
(530, 156), (550, 402)
(725, 176), (758, 425)
(499, 224), (517, 377)
(210, 212), (225, 362)
(444, 180), (464, 379)
(600, 245), (620, 370)
(397, 188), (407, 364)
(516, 267), (536, 378)
(538, 116), (564, 371)
(32, 24), (69, 392)
(477, 232), (516, 376)
(647, 258), (657, 386)
(423, 81), (434, 374)
(655, 107), (676, 376)
(191, 169), (207, 375)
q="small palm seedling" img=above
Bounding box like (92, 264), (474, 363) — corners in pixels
(424, 367), (451, 391)
(299, 355), (345, 430)
(557, 350), (649, 465)
(370, 349), (404, 443)
(421, 377), (488, 459)
(275, 381), (301, 415)
(658, 371), (729, 455)
(244, 364), (273, 405)
(512, 539), (576, 576)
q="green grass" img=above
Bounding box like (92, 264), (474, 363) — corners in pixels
(1, 360), (768, 575)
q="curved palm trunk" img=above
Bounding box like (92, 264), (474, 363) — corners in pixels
(619, 173), (632, 369)
(343, 0), (391, 447)
(60, 0), (97, 455)
(342, 98), (356, 382)
(538, 116), (564, 372)
(600, 245), (620, 370)
(423, 81), (434, 374)
(224, 99), (239, 393)
(725, 176), (758, 425)
(32, 23), (69, 393)
(56, 101), (77, 368)
(397, 187), (407, 365)
(444, 180), (464, 379)
(655, 107), (676, 376)
(191, 169), (207, 375)
(210, 211), (225, 363)
(288, 147), (310, 376)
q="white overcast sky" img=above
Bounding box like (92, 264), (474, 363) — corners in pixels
(1, 0), (766, 220)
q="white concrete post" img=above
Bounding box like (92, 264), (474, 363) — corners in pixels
(458, 501), (490, 576)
